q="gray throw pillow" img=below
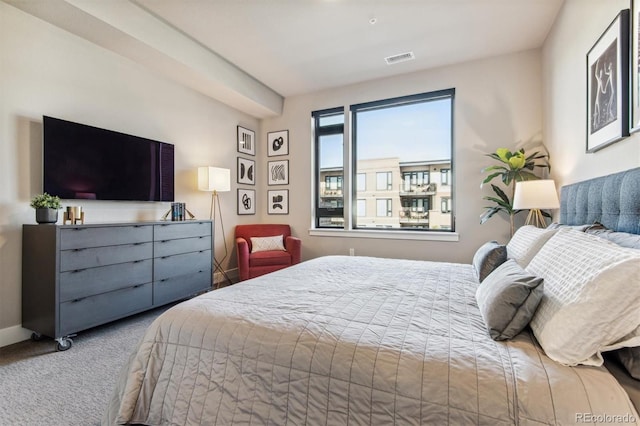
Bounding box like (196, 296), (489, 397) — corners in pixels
(615, 347), (640, 380)
(475, 259), (544, 341)
(472, 241), (507, 282)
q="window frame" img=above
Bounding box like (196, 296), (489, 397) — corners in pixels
(312, 88), (456, 237)
(313, 107), (345, 229)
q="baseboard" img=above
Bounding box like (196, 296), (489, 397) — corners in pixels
(0, 325), (32, 348)
(214, 267), (238, 287)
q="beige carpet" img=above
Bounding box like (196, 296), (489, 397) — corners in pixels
(0, 305), (173, 426)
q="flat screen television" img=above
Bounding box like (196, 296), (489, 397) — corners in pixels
(43, 116), (175, 202)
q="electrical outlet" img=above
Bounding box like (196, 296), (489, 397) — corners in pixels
(349, 248), (355, 256)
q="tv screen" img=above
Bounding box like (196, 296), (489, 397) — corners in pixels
(43, 116), (174, 202)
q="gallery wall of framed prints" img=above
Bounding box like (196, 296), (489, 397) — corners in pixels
(267, 130), (290, 214)
(237, 125), (256, 215)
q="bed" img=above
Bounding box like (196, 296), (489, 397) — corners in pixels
(104, 168), (640, 425)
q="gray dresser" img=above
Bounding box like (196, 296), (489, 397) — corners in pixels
(22, 220), (213, 350)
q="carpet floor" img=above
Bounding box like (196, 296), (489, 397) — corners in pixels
(0, 305), (173, 426)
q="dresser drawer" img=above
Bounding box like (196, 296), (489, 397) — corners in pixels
(60, 242), (152, 271)
(154, 235), (211, 258)
(153, 269), (211, 306)
(59, 259), (152, 302)
(60, 225), (152, 250)
(154, 250), (211, 281)
(59, 283), (152, 335)
(154, 222), (211, 241)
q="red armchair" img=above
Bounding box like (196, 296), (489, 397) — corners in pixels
(235, 224), (301, 281)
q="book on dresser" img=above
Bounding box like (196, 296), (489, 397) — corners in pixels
(22, 220), (213, 351)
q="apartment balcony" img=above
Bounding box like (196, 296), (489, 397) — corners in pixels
(398, 208), (429, 224)
(399, 183), (436, 196)
(320, 189), (343, 198)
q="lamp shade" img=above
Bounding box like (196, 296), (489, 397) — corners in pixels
(198, 166), (230, 192)
(513, 180), (560, 210)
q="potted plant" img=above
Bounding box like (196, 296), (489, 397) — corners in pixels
(480, 148), (550, 236)
(30, 193), (62, 224)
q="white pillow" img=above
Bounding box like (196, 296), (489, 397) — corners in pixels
(250, 235), (285, 253)
(506, 225), (557, 267)
(527, 229), (640, 366)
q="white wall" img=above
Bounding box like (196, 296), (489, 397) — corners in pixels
(260, 49), (543, 264)
(543, 0), (640, 185)
(0, 3), (258, 346)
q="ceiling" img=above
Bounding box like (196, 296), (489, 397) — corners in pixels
(6, 0), (565, 117)
(136, 0), (565, 97)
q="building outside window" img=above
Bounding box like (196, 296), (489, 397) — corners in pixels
(313, 88), (454, 232)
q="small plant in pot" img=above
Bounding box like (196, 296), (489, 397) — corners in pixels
(30, 193), (62, 224)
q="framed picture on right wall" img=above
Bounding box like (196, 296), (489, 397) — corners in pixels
(586, 9), (630, 152)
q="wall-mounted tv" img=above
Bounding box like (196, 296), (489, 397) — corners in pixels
(43, 116), (174, 202)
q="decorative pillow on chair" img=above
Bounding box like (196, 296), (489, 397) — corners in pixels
(250, 235), (286, 253)
(527, 229), (640, 366)
(506, 225), (556, 267)
(475, 259), (544, 341)
(472, 241), (507, 282)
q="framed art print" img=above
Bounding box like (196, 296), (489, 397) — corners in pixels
(237, 157), (255, 185)
(267, 130), (289, 157)
(237, 188), (255, 215)
(586, 9), (630, 152)
(268, 160), (289, 185)
(632, 0), (640, 132)
(237, 126), (255, 156)
(268, 190), (289, 214)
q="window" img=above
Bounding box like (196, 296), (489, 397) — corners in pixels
(441, 197), (452, 213)
(357, 173), (366, 191)
(376, 172), (392, 190)
(441, 168), (450, 186)
(357, 199), (366, 217)
(376, 199), (392, 217)
(313, 88), (454, 232)
(325, 175), (342, 192)
(402, 171), (430, 192)
(313, 108), (344, 228)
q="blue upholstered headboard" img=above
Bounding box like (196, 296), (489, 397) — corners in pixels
(559, 167), (640, 235)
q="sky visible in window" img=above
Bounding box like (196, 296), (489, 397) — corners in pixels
(319, 98), (452, 168)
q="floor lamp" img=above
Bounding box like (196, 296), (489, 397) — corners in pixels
(513, 180), (560, 228)
(198, 166), (232, 288)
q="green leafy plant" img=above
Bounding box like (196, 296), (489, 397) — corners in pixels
(30, 192), (62, 210)
(480, 148), (550, 236)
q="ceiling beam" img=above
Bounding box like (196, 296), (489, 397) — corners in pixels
(4, 0), (284, 118)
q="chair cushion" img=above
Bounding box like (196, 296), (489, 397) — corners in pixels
(249, 250), (292, 267)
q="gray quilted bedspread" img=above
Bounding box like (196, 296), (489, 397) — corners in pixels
(103, 256), (639, 425)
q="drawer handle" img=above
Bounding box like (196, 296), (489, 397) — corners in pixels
(73, 248), (85, 252)
(71, 269), (85, 273)
(133, 260), (144, 264)
(71, 297), (85, 303)
(133, 242), (144, 246)
(133, 284), (144, 288)
(72, 228), (87, 231)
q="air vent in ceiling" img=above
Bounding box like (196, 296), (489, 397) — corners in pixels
(384, 51), (415, 65)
